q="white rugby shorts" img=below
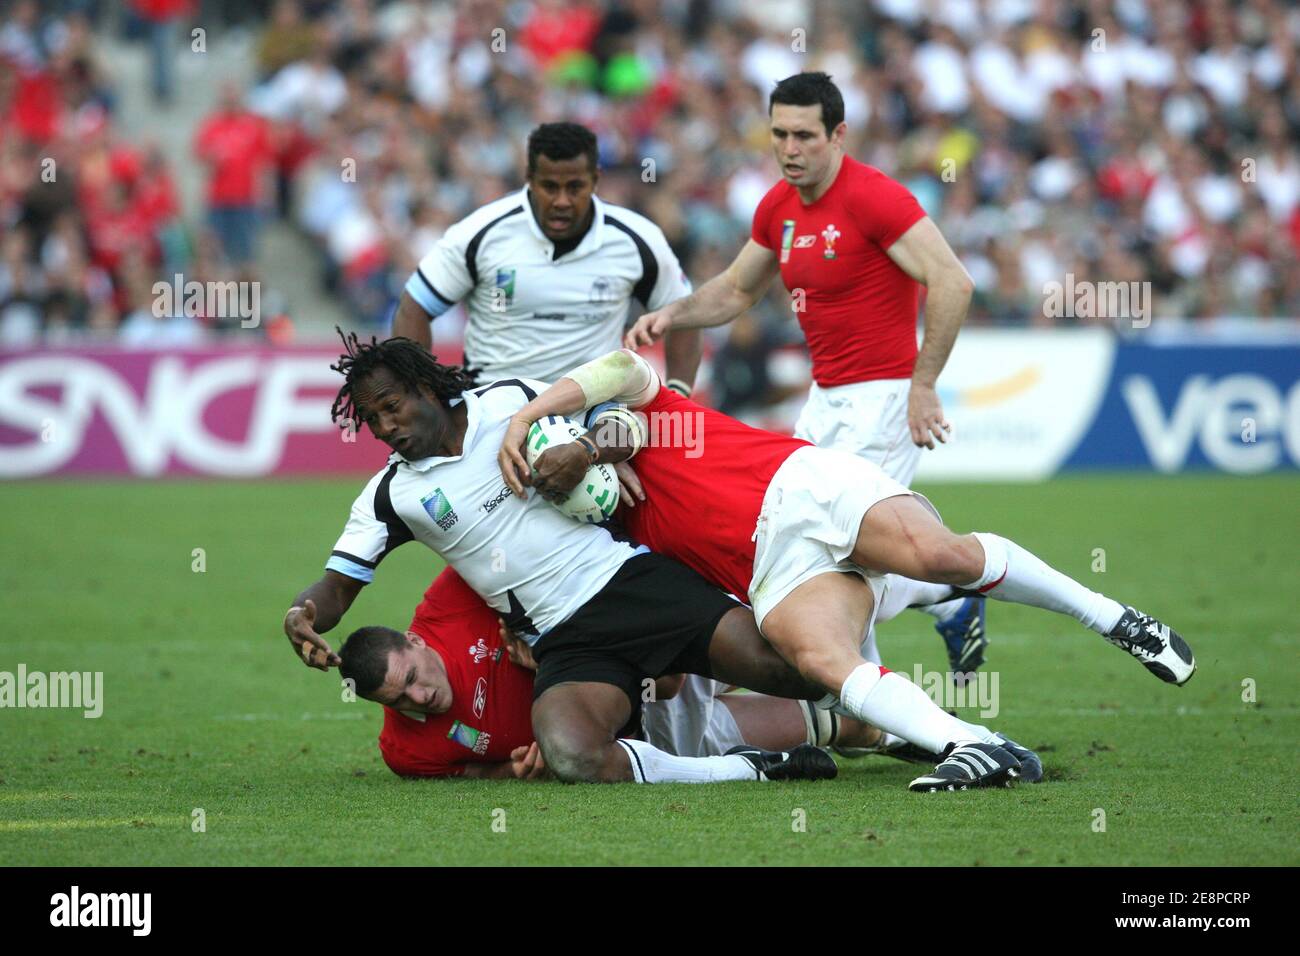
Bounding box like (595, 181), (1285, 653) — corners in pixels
(793, 377), (921, 486)
(641, 675), (746, 756)
(749, 445), (913, 632)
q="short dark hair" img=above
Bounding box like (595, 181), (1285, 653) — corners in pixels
(339, 626), (410, 700)
(526, 122), (598, 176)
(769, 72), (845, 136)
(329, 327), (476, 427)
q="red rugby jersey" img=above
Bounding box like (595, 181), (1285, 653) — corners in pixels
(619, 387), (808, 599)
(378, 567), (535, 778)
(751, 155), (926, 387)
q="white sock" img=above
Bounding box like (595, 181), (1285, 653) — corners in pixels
(955, 717), (1000, 745)
(881, 718), (997, 751)
(861, 577), (953, 661)
(839, 663), (979, 754)
(968, 533), (1125, 634)
(877, 575), (954, 623)
(616, 738), (758, 783)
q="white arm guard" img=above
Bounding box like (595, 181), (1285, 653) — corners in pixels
(567, 349), (660, 409)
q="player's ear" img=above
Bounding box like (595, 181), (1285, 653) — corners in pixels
(404, 631), (423, 648)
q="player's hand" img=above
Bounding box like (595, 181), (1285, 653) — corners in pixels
(510, 742), (550, 780)
(499, 416), (534, 497)
(613, 460), (644, 508)
(283, 600), (341, 671)
(624, 309), (672, 349)
(532, 443), (588, 502)
(907, 382), (951, 450)
(498, 619), (537, 671)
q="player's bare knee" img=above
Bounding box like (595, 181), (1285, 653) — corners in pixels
(537, 733), (599, 783)
(790, 645), (845, 694)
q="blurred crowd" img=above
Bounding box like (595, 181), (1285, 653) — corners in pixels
(1, 0), (1298, 354)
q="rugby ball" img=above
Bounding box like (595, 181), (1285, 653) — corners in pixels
(524, 416), (620, 524)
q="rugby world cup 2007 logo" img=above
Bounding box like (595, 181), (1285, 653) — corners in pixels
(421, 487), (459, 531)
(780, 220), (796, 263)
(494, 269), (516, 307)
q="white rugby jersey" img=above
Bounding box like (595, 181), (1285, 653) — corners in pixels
(325, 379), (646, 643)
(404, 188), (690, 383)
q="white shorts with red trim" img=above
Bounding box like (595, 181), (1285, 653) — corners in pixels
(793, 377), (922, 486)
(748, 445), (913, 633)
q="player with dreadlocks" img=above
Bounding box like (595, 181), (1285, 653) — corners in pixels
(278, 330), (1032, 788)
(329, 329), (476, 451)
(307, 347), (901, 778)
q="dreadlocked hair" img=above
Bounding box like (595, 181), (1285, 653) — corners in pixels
(329, 327), (476, 426)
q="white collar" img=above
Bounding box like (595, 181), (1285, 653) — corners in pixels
(389, 393), (479, 472)
(521, 185), (605, 256)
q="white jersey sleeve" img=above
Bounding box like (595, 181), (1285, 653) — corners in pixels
(403, 213), (482, 317)
(638, 219), (692, 312)
(325, 466), (414, 583)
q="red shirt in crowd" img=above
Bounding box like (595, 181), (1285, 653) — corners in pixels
(750, 155), (927, 387)
(129, 0), (194, 22)
(193, 109), (273, 207)
(519, 4), (600, 67)
(6, 69), (62, 142)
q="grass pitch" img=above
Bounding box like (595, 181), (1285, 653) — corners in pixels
(1, 474), (1296, 866)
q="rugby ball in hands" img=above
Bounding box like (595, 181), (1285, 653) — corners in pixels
(524, 416), (620, 524)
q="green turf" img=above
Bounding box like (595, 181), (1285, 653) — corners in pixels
(1, 475), (1296, 866)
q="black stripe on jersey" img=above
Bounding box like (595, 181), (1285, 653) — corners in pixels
(472, 379), (538, 401)
(415, 269), (454, 309)
(604, 214), (658, 307)
(331, 549), (377, 569)
(465, 205), (525, 286)
(374, 463), (415, 562)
